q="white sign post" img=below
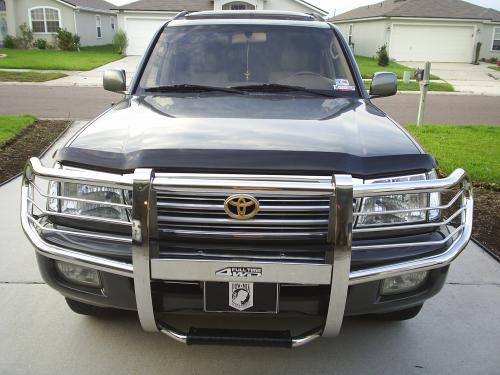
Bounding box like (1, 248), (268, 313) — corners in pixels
(416, 61), (431, 127)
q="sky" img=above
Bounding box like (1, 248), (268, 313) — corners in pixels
(107, 0), (500, 17)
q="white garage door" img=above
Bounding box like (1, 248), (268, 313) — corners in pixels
(125, 18), (169, 56)
(390, 24), (474, 63)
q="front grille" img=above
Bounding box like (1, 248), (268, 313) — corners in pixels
(159, 241), (327, 263)
(155, 191), (331, 240)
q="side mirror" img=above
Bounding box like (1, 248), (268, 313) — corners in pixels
(369, 72), (397, 98)
(103, 69), (126, 93)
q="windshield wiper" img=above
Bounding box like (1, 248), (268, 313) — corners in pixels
(144, 84), (245, 95)
(230, 84), (336, 98)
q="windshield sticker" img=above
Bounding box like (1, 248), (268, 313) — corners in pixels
(335, 79), (350, 86)
(334, 79), (356, 92)
(333, 85), (356, 91)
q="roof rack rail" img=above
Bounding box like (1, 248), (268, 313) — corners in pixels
(183, 11), (319, 22)
(174, 10), (189, 20)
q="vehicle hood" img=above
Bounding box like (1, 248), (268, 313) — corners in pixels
(58, 95), (434, 177)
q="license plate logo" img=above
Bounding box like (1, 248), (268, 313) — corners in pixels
(215, 267), (262, 278)
(229, 282), (253, 311)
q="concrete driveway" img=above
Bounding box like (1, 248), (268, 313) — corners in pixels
(43, 56), (141, 87)
(401, 61), (500, 95)
(1, 122), (499, 374)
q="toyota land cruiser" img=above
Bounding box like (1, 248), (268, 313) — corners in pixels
(21, 11), (472, 347)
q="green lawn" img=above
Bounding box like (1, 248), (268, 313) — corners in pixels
(407, 125), (500, 187)
(0, 45), (123, 71)
(355, 55), (440, 80)
(0, 115), (37, 146)
(488, 65), (500, 71)
(0, 70), (67, 82)
(364, 80), (454, 92)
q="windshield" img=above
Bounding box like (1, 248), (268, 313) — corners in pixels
(137, 24), (359, 97)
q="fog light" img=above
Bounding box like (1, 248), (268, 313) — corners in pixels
(56, 261), (102, 288)
(380, 271), (428, 295)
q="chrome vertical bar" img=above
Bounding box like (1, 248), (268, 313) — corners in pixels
(323, 174), (353, 337)
(132, 169), (158, 332)
(461, 177), (472, 226)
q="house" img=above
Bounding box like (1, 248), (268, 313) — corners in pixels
(330, 0), (500, 63)
(113, 0), (329, 55)
(2, 0), (117, 47)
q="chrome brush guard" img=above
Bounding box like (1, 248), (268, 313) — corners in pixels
(21, 157), (473, 347)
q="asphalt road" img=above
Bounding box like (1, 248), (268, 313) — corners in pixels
(0, 122), (499, 374)
(0, 85), (499, 124)
(0, 86), (121, 120)
(372, 94), (500, 125)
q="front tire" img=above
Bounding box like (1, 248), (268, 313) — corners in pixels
(376, 304), (423, 321)
(65, 298), (115, 317)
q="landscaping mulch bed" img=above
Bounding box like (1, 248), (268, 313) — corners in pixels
(472, 187), (500, 258)
(0, 120), (70, 184)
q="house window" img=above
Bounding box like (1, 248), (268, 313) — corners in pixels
(493, 27), (500, 51)
(29, 7), (61, 33)
(348, 24), (353, 45)
(222, 2), (256, 10)
(96, 15), (102, 38)
(110, 16), (116, 31)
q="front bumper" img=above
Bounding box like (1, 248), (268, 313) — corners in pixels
(21, 158), (473, 347)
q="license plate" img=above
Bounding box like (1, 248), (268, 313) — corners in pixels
(204, 282), (278, 313)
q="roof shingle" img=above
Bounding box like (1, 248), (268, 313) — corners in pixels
(331, 0), (500, 22)
(114, 0), (213, 12)
(61, 0), (115, 11)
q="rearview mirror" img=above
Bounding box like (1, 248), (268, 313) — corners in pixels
(232, 32), (267, 44)
(369, 72), (397, 98)
(103, 69), (126, 93)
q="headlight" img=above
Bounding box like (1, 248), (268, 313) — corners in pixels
(48, 181), (130, 221)
(357, 172), (440, 227)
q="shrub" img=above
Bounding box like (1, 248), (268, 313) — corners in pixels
(474, 42), (481, 65)
(490, 57), (498, 63)
(3, 34), (17, 49)
(73, 34), (80, 49)
(18, 23), (34, 49)
(377, 44), (389, 67)
(113, 30), (128, 55)
(35, 39), (48, 50)
(56, 29), (80, 51)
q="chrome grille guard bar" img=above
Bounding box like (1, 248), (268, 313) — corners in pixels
(21, 158), (472, 346)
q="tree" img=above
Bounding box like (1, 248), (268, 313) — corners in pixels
(377, 44), (389, 67)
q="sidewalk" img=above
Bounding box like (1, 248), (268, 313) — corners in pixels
(0, 68), (82, 75)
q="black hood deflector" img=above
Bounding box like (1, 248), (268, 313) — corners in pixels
(56, 147), (436, 179)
